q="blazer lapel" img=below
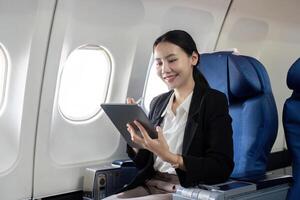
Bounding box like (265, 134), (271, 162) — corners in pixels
(182, 80), (208, 155)
(152, 91), (173, 127)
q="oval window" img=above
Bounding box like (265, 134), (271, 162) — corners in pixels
(0, 44), (8, 109)
(58, 45), (112, 121)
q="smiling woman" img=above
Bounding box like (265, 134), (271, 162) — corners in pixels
(104, 30), (234, 200)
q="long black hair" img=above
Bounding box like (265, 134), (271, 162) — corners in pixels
(153, 30), (208, 86)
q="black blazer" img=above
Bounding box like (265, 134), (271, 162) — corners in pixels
(124, 78), (234, 190)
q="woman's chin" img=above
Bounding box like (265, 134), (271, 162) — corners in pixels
(164, 78), (181, 89)
(165, 82), (177, 90)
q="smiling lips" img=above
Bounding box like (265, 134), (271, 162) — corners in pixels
(163, 74), (178, 82)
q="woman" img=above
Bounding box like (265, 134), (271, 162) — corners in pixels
(105, 30), (234, 199)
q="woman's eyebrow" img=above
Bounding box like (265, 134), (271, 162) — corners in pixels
(155, 53), (176, 60)
(165, 54), (176, 59)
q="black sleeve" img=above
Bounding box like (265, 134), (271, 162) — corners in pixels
(176, 91), (234, 186)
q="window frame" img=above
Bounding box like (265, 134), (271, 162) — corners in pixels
(57, 44), (112, 122)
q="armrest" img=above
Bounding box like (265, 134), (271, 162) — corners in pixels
(112, 159), (138, 190)
(112, 159), (136, 168)
(83, 161), (137, 199)
(233, 173), (293, 190)
(174, 174), (292, 200)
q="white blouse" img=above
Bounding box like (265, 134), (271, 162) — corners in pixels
(153, 91), (193, 174)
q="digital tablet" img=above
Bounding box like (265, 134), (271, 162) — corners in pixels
(101, 103), (158, 149)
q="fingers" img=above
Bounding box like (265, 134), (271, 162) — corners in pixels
(129, 121), (166, 154)
(133, 120), (151, 141)
(126, 123), (144, 145)
(126, 97), (136, 104)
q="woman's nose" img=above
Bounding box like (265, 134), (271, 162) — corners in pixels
(161, 63), (171, 73)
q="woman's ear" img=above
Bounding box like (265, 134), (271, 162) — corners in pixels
(191, 51), (199, 66)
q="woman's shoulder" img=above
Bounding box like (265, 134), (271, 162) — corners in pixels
(202, 88), (229, 108)
(203, 88), (229, 113)
(206, 88), (227, 99)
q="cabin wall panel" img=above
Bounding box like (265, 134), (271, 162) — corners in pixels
(0, 0), (56, 199)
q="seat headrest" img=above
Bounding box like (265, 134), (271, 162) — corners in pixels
(287, 58), (300, 92)
(228, 55), (262, 102)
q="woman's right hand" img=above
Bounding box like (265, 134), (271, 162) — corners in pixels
(126, 97), (139, 153)
(126, 97), (136, 104)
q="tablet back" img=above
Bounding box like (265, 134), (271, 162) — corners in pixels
(101, 104), (157, 149)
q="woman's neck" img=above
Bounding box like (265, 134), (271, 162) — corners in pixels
(173, 79), (195, 109)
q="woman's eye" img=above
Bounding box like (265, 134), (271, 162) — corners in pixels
(156, 62), (162, 66)
(168, 59), (177, 63)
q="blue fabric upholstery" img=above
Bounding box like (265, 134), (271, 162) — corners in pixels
(228, 56), (262, 102)
(198, 52), (278, 178)
(283, 58), (300, 200)
(287, 58), (300, 92)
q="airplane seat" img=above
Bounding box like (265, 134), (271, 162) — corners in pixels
(283, 58), (300, 200)
(198, 51), (278, 178)
(172, 52), (291, 200)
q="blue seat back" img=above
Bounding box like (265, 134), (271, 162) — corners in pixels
(283, 58), (300, 200)
(198, 52), (278, 178)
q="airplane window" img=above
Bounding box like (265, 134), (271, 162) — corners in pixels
(0, 44), (8, 109)
(143, 61), (168, 113)
(58, 45), (111, 121)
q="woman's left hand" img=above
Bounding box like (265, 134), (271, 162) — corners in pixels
(127, 120), (172, 161)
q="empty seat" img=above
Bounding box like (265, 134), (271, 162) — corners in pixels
(283, 58), (300, 200)
(198, 51), (278, 178)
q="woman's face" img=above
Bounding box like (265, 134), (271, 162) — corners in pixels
(154, 42), (198, 90)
